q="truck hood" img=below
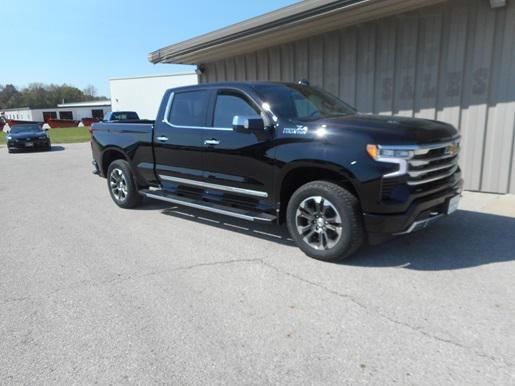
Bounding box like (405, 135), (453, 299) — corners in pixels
(310, 114), (459, 145)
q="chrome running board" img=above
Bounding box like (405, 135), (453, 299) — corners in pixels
(139, 189), (276, 223)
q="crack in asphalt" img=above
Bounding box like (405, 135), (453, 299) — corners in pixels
(0, 258), (264, 305)
(2, 256), (513, 371)
(138, 258), (264, 278)
(256, 259), (514, 371)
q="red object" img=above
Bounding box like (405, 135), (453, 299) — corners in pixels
(81, 117), (99, 126)
(7, 119), (43, 127)
(47, 119), (80, 128)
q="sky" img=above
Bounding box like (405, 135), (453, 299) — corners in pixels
(1, 0), (298, 97)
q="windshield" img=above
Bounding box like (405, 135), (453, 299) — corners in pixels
(10, 124), (42, 133)
(255, 84), (357, 122)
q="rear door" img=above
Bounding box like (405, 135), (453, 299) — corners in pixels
(153, 89), (210, 191)
(201, 89), (276, 207)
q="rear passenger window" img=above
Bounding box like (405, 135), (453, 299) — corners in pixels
(213, 94), (259, 128)
(169, 90), (210, 127)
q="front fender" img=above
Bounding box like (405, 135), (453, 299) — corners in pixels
(273, 139), (395, 212)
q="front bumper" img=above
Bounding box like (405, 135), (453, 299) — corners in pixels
(363, 178), (463, 234)
(8, 139), (50, 150)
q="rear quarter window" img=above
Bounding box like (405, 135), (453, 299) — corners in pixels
(168, 90), (210, 127)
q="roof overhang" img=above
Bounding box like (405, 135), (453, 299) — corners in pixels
(109, 72), (197, 81)
(57, 100), (111, 108)
(149, 0), (443, 65)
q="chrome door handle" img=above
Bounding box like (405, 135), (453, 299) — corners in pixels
(156, 135), (168, 142)
(204, 139), (220, 146)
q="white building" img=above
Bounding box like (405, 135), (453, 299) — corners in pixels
(109, 72), (197, 119)
(1, 100), (111, 124)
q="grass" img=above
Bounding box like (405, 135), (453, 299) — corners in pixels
(0, 126), (91, 144)
(47, 127), (91, 144)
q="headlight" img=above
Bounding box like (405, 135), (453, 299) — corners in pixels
(367, 144), (414, 178)
(366, 145), (414, 160)
(7, 135), (12, 140)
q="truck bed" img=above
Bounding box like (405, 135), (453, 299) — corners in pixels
(91, 121), (154, 155)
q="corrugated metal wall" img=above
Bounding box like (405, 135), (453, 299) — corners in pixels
(200, 0), (515, 194)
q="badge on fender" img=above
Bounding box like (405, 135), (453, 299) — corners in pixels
(283, 125), (308, 135)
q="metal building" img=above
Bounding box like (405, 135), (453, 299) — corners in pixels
(149, 0), (515, 194)
(1, 100), (111, 128)
(109, 73), (198, 119)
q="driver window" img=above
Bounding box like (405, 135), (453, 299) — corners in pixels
(213, 93), (258, 128)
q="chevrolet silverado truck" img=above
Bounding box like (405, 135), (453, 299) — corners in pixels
(90, 82), (462, 261)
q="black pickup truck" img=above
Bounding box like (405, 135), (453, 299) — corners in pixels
(90, 82), (462, 261)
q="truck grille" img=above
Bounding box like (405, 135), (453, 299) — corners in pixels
(406, 141), (459, 186)
(379, 139), (460, 202)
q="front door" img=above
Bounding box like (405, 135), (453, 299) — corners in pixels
(201, 89), (276, 210)
(153, 89), (210, 192)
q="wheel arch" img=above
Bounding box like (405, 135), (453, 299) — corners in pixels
(277, 162), (360, 223)
(100, 147), (130, 177)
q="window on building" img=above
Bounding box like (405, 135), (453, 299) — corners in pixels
(92, 109), (104, 120)
(43, 112), (57, 122)
(168, 90), (210, 127)
(59, 111), (73, 120)
(213, 93), (259, 128)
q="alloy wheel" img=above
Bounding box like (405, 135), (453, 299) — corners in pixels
(109, 168), (128, 202)
(295, 196), (343, 250)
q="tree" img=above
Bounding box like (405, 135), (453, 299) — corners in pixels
(0, 84), (22, 109)
(83, 85), (97, 98)
(19, 83), (50, 109)
(0, 83), (106, 109)
(48, 84), (85, 106)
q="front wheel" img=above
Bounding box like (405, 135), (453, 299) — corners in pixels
(286, 180), (365, 262)
(107, 159), (142, 208)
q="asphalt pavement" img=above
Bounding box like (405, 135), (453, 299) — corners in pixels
(1, 143), (514, 384)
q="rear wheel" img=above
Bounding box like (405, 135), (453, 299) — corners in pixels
(107, 159), (142, 208)
(286, 180), (364, 262)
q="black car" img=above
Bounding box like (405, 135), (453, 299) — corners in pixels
(6, 124), (51, 153)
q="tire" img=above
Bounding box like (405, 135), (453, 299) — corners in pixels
(106, 159), (142, 208)
(286, 180), (365, 262)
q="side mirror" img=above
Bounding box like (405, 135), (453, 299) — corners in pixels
(232, 115), (264, 133)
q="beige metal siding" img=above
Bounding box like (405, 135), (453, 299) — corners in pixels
(200, 0), (515, 194)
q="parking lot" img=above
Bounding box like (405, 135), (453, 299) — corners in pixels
(1, 143), (514, 384)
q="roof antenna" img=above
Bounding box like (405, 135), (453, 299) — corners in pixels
(297, 79), (310, 86)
